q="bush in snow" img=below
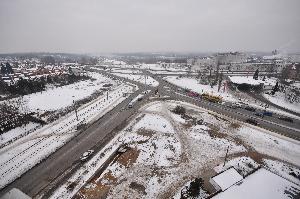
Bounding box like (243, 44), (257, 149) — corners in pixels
(285, 88), (300, 104)
(172, 106), (186, 115)
(180, 178), (207, 199)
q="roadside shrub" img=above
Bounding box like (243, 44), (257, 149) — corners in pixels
(172, 105), (186, 115)
(230, 122), (241, 129)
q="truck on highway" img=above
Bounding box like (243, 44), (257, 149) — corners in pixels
(128, 94), (144, 108)
(201, 93), (222, 103)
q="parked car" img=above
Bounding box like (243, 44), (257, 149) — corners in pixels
(245, 118), (259, 126)
(80, 150), (94, 162)
(245, 106), (256, 112)
(278, 116), (293, 123)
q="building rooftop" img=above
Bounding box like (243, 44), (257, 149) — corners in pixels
(213, 168), (300, 199)
(211, 167), (243, 191)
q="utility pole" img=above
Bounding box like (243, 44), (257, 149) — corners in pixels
(223, 146), (230, 167)
(73, 100), (79, 121)
(144, 74), (147, 92)
(107, 91), (109, 100)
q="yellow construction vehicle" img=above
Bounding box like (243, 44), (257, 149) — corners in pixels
(201, 93), (222, 103)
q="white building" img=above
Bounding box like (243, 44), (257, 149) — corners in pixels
(216, 52), (247, 65)
(188, 57), (216, 72)
(158, 61), (184, 68)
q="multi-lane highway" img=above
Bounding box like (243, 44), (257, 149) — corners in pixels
(154, 74), (300, 140)
(0, 67), (299, 198)
(0, 71), (156, 198)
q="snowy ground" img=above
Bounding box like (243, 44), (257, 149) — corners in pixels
(0, 122), (40, 147)
(0, 83), (135, 189)
(140, 63), (189, 72)
(263, 92), (300, 114)
(164, 76), (237, 102)
(229, 76), (277, 87)
(110, 71), (159, 87)
(291, 82), (300, 89)
(109, 68), (142, 74)
(214, 156), (259, 177)
(164, 76), (300, 119)
(50, 100), (300, 199)
(6, 72), (115, 115)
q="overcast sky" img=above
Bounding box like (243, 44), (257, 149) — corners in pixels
(0, 0), (299, 54)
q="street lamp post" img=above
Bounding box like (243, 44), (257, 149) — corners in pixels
(73, 99), (79, 121)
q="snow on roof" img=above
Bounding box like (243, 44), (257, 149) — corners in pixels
(211, 167), (243, 191)
(228, 76), (262, 85)
(213, 168), (300, 199)
(1, 188), (31, 199)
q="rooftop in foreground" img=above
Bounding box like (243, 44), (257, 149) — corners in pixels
(213, 168), (300, 199)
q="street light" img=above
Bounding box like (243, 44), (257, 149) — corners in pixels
(72, 96), (79, 121)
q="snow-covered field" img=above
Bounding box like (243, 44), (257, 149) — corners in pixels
(0, 122), (40, 147)
(164, 76), (237, 102)
(263, 92), (300, 114)
(0, 83), (136, 189)
(7, 72), (115, 114)
(140, 63), (189, 72)
(110, 68), (142, 74)
(111, 72), (159, 87)
(51, 100), (300, 199)
(229, 76), (277, 86)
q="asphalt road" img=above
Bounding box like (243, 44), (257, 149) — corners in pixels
(247, 90), (300, 117)
(155, 76), (300, 140)
(0, 67), (299, 198)
(0, 73), (155, 198)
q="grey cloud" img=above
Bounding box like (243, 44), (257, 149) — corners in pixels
(0, 0), (299, 53)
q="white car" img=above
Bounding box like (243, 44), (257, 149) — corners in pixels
(118, 144), (129, 153)
(80, 150), (94, 161)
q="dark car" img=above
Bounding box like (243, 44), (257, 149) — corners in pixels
(245, 118), (259, 126)
(245, 106), (256, 112)
(278, 116), (293, 123)
(255, 112), (264, 118)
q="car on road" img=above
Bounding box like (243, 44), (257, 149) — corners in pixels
(226, 103), (238, 109)
(245, 106), (256, 112)
(245, 118), (259, 126)
(278, 116), (293, 123)
(188, 91), (199, 97)
(80, 150), (94, 162)
(137, 95), (144, 101)
(233, 103), (242, 108)
(263, 111), (273, 117)
(254, 112), (264, 117)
